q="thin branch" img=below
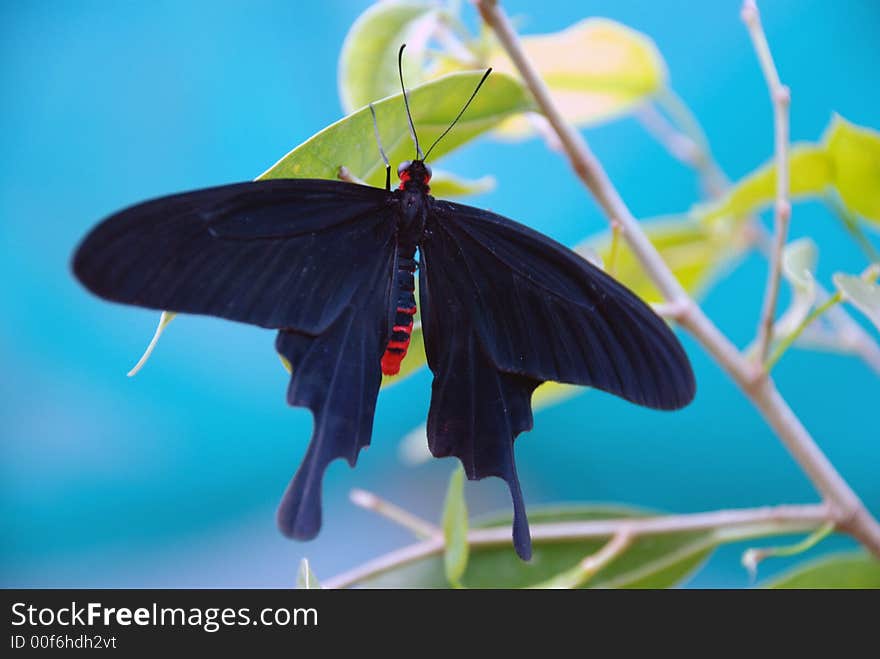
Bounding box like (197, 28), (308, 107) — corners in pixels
(350, 488), (441, 540)
(750, 220), (880, 374)
(741, 521), (834, 581)
(475, 0), (880, 555)
(322, 504), (829, 588)
(530, 531), (633, 589)
(765, 292), (843, 370)
(742, 0), (792, 365)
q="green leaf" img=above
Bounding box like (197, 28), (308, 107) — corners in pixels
(441, 466), (469, 587)
(427, 170), (496, 198)
(296, 558), (321, 589)
(350, 505), (716, 588)
(580, 216), (739, 305)
(833, 270), (880, 331)
(259, 70), (533, 190)
(489, 19), (667, 138)
(825, 115), (880, 224)
(698, 144), (833, 224)
(338, 0), (439, 113)
(764, 552), (880, 589)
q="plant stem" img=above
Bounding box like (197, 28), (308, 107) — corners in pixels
(322, 504), (829, 588)
(530, 531), (633, 589)
(741, 521), (834, 580)
(765, 292), (843, 370)
(350, 488), (441, 540)
(743, 0), (792, 365)
(475, 0), (880, 555)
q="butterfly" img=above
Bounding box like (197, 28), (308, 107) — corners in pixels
(72, 47), (695, 561)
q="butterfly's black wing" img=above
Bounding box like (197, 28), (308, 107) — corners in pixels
(419, 199), (695, 560)
(73, 178), (399, 541)
(73, 178), (394, 333)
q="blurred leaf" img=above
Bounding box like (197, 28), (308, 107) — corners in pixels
(350, 505), (715, 588)
(782, 238), (818, 294)
(296, 558), (321, 589)
(127, 311), (176, 377)
(698, 144), (833, 224)
(428, 170), (496, 197)
(531, 381), (582, 410)
(260, 70), (533, 189)
(764, 552), (880, 589)
(579, 216), (739, 305)
(698, 115), (880, 227)
(824, 115), (880, 224)
(773, 238), (818, 338)
(489, 19), (667, 138)
(338, 0), (439, 113)
(441, 466), (469, 587)
(833, 271), (880, 331)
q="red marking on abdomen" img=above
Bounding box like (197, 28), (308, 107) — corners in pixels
(381, 312), (416, 376)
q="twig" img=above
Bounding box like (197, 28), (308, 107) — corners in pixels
(741, 521), (834, 581)
(475, 0), (880, 555)
(742, 0), (792, 365)
(322, 504), (829, 588)
(750, 220), (880, 374)
(765, 292), (843, 370)
(530, 531), (633, 589)
(350, 488), (441, 540)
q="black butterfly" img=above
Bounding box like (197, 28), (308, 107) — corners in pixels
(72, 48), (695, 561)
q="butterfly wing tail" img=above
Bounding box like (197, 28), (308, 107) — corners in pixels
(275, 316), (384, 539)
(426, 327), (539, 561)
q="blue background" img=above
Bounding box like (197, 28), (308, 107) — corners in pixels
(2, 0), (878, 587)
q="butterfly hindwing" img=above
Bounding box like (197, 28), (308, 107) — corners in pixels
(73, 178), (393, 333)
(276, 233), (398, 540)
(74, 177), (400, 541)
(419, 199), (696, 559)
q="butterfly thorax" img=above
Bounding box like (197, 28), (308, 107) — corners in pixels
(394, 160), (432, 244)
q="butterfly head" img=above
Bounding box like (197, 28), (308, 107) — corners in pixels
(397, 160), (432, 191)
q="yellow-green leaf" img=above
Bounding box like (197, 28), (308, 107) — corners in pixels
(833, 271), (880, 331)
(824, 114), (880, 224)
(427, 170), (496, 198)
(260, 70), (533, 189)
(580, 216), (740, 305)
(698, 144), (833, 224)
(698, 116), (880, 227)
(338, 0), (439, 113)
(441, 466), (469, 587)
(764, 552), (880, 589)
(490, 19), (667, 138)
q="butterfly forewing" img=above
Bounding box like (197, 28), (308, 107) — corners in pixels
(73, 178), (393, 333)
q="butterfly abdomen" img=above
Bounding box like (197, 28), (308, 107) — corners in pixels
(382, 246), (418, 376)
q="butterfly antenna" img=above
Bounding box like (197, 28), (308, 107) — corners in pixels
(369, 103), (391, 191)
(398, 44), (423, 160)
(423, 67), (492, 161)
